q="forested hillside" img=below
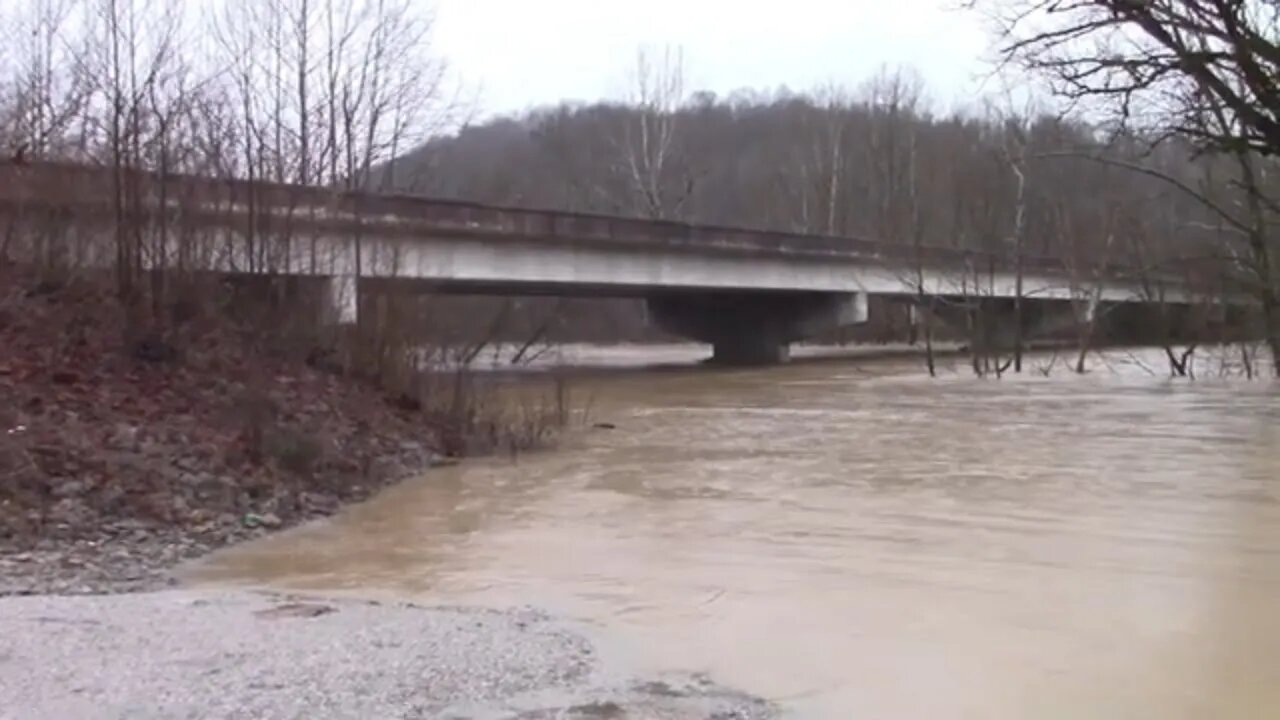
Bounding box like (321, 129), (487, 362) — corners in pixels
(388, 66), (1228, 273)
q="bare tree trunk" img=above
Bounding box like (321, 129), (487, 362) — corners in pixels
(906, 117), (935, 376)
(1009, 156), (1026, 373)
(616, 46), (690, 220)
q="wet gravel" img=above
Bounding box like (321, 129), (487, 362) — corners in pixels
(0, 523), (257, 596)
(0, 590), (776, 720)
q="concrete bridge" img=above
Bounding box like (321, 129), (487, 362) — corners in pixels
(0, 162), (1211, 364)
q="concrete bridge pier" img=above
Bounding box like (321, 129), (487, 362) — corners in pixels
(708, 333), (793, 365)
(647, 291), (867, 366)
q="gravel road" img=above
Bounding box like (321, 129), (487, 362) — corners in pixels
(0, 590), (774, 720)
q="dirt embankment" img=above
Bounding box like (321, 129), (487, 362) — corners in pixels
(0, 267), (453, 594)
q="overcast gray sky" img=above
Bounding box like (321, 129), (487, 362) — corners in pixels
(432, 0), (999, 118)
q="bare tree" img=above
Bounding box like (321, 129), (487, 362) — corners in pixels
(82, 0), (185, 308)
(860, 66), (927, 244)
(974, 0), (1280, 374)
(614, 45), (695, 220)
(985, 93), (1038, 373)
(0, 0), (94, 160)
(797, 83), (856, 235)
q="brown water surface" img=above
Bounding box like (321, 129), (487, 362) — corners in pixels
(189, 350), (1280, 719)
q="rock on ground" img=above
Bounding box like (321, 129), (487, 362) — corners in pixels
(0, 591), (775, 720)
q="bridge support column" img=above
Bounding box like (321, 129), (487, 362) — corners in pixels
(711, 335), (791, 366)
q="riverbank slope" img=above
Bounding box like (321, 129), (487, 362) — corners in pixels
(1, 266), (450, 595)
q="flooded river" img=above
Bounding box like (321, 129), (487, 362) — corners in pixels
(189, 349), (1280, 719)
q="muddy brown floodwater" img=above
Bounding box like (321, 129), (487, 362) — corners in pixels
(187, 349), (1280, 719)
